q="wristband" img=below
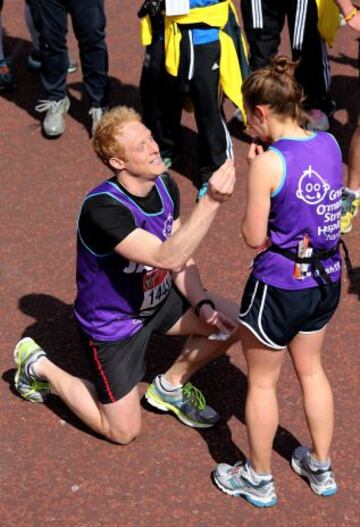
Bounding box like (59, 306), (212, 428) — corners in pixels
(194, 298), (215, 317)
(344, 7), (358, 22)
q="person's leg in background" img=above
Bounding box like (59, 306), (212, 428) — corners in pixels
(240, 0), (285, 70)
(140, 37), (183, 168)
(191, 40), (232, 199)
(68, 0), (109, 135)
(30, 0), (71, 137)
(24, 0), (77, 73)
(287, 0), (334, 131)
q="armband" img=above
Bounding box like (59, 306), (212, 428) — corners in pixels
(194, 299), (215, 317)
(344, 7), (358, 22)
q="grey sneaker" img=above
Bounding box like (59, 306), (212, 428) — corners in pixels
(35, 97), (70, 137)
(89, 106), (107, 136)
(145, 375), (220, 428)
(213, 460), (277, 507)
(291, 446), (338, 496)
(14, 337), (50, 403)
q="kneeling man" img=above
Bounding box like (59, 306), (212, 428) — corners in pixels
(14, 106), (237, 445)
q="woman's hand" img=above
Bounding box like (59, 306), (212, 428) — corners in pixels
(247, 142), (265, 165)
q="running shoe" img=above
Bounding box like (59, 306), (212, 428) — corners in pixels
(341, 188), (360, 234)
(35, 96), (70, 137)
(89, 106), (108, 136)
(13, 337), (50, 403)
(213, 460), (277, 508)
(196, 182), (208, 202)
(291, 446), (338, 496)
(145, 375), (220, 428)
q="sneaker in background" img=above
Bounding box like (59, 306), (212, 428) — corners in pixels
(13, 337), (50, 403)
(291, 446), (337, 496)
(0, 60), (15, 90)
(341, 188), (360, 234)
(196, 182), (208, 202)
(35, 96), (70, 137)
(89, 106), (108, 136)
(213, 460), (277, 508)
(305, 109), (330, 131)
(145, 375), (220, 428)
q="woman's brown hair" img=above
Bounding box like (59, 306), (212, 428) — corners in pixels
(242, 56), (305, 124)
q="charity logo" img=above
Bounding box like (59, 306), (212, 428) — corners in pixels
(162, 213), (174, 238)
(296, 166), (329, 205)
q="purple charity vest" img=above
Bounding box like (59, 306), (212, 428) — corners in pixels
(253, 132), (343, 289)
(74, 176), (175, 341)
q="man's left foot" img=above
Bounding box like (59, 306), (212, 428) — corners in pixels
(13, 337), (50, 403)
(145, 375), (220, 428)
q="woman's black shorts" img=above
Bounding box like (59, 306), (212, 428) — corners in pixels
(238, 273), (341, 350)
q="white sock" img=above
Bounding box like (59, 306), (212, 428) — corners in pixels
(28, 355), (45, 381)
(158, 374), (182, 392)
(246, 461), (272, 483)
(309, 452), (331, 471)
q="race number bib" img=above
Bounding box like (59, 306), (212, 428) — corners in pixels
(165, 0), (190, 15)
(139, 269), (172, 315)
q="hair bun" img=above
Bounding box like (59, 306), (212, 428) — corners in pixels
(270, 56), (297, 76)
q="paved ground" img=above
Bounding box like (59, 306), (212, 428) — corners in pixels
(1, 2), (359, 526)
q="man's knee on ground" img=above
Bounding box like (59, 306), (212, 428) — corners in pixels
(105, 423), (141, 445)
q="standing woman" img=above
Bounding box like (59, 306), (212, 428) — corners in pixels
(213, 56), (342, 507)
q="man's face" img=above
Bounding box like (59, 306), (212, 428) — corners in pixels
(117, 121), (165, 179)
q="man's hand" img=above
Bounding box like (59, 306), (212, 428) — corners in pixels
(247, 142), (264, 165)
(206, 159), (236, 203)
(199, 303), (237, 333)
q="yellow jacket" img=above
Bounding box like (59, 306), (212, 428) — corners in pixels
(316, 0), (339, 46)
(140, 1), (248, 118)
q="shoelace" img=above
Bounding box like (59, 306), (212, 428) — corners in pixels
(182, 383), (206, 410)
(35, 100), (64, 114)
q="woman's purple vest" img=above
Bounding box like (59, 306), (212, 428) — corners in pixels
(253, 132), (343, 289)
(74, 176), (174, 341)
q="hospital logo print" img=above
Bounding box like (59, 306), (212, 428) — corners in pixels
(162, 213), (173, 238)
(296, 166), (330, 205)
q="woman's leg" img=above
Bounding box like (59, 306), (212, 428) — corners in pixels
(240, 325), (286, 474)
(288, 328), (333, 462)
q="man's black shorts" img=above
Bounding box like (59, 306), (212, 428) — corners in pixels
(238, 273), (341, 350)
(81, 286), (190, 404)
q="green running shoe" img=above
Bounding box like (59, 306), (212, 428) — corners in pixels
(145, 375), (220, 428)
(14, 337), (50, 403)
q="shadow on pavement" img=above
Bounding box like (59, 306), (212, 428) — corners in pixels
(3, 292), (301, 462)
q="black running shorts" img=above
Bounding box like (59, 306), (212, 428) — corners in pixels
(82, 286), (190, 404)
(238, 273), (341, 350)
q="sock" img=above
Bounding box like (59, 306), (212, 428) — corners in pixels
(158, 374), (182, 392)
(309, 452), (331, 471)
(27, 355), (46, 381)
(246, 461), (272, 483)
